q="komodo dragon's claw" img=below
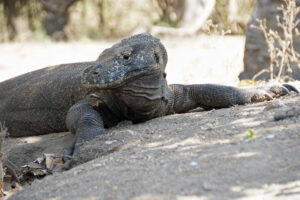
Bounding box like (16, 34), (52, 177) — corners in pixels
(266, 84), (299, 98)
(282, 84), (299, 94)
(62, 142), (75, 163)
(249, 83), (298, 103)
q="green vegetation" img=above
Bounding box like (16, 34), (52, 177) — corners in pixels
(244, 130), (255, 140)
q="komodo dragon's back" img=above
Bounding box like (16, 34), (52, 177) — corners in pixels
(0, 62), (93, 136)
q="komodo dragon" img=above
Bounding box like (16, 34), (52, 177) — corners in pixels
(0, 33), (298, 161)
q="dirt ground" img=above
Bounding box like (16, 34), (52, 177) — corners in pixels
(1, 35), (300, 199)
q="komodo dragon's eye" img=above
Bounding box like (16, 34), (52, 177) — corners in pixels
(121, 51), (131, 61)
(123, 54), (130, 60)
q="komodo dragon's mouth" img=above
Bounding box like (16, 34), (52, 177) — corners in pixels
(81, 64), (155, 89)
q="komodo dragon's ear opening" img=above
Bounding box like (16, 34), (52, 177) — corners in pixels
(154, 52), (160, 64)
(154, 47), (164, 67)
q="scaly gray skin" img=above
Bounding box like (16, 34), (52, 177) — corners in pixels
(0, 33), (298, 162)
(65, 33), (298, 161)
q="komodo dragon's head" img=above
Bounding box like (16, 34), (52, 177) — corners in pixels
(81, 33), (168, 89)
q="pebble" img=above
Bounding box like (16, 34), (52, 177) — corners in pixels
(266, 134), (275, 139)
(92, 163), (102, 167)
(202, 182), (212, 191)
(264, 100), (286, 111)
(105, 140), (117, 145)
(130, 155), (138, 159)
(190, 161), (198, 166)
(145, 128), (154, 135)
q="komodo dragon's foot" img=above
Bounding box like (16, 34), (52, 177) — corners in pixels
(62, 127), (105, 163)
(62, 142), (88, 163)
(265, 84), (299, 97)
(63, 142), (86, 163)
(62, 144), (74, 163)
(249, 83), (299, 103)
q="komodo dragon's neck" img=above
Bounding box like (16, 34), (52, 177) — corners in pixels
(113, 71), (171, 118)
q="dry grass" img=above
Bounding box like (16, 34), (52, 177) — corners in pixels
(252, 0), (300, 81)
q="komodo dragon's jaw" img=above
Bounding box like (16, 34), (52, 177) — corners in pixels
(81, 33), (168, 89)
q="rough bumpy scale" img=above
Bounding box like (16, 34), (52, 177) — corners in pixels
(0, 33), (298, 161)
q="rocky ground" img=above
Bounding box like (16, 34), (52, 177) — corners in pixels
(5, 86), (300, 200)
(1, 36), (300, 199)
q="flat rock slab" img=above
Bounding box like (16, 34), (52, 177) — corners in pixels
(7, 84), (300, 200)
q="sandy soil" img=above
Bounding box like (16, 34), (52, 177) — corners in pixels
(1, 35), (300, 199)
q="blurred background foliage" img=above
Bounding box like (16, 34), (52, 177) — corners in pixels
(212, 0), (256, 34)
(0, 0), (256, 42)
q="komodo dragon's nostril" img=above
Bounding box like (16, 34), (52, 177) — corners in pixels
(92, 71), (99, 75)
(91, 64), (102, 76)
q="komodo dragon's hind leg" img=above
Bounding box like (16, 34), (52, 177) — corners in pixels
(63, 97), (106, 162)
(169, 83), (299, 113)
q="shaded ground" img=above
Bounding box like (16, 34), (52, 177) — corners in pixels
(5, 84), (300, 200)
(1, 36), (300, 199)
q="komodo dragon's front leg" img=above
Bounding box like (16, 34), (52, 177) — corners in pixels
(63, 96), (105, 162)
(169, 84), (299, 113)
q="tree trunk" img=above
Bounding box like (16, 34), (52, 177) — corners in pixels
(39, 0), (78, 41)
(240, 0), (300, 80)
(3, 0), (17, 41)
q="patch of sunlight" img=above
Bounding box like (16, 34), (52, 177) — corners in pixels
(145, 141), (170, 148)
(205, 139), (231, 146)
(231, 186), (243, 192)
(50, 132), (70, 138)
(235, 180), (300, 200)
(241, 106), (263, 114)
(119, 139), (143, 151)
(231, 117), (263, 127)
(177, 195), (209, 200)
(83, 197), (98, 200)
(147, 138), (232, 152)
(232, 152), (260, 159)
(133, 194), (168, 200)
(133, 194), (209, 200)
(145, 137), (202, 151)
(20, 136), (42, 144)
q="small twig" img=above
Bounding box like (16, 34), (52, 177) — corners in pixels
(5, 159), (20, 173)
(252, 69), (270, 80)
(4, 165), (19, 183)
